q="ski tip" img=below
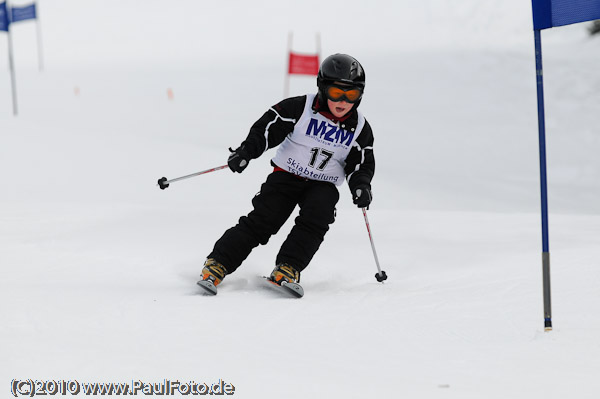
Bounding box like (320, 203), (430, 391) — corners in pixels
(197, 280), (218, 295)
(262, 276), (304, 298)
(281, 281), (304, 298)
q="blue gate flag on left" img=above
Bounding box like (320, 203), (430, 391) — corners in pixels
(532, 0), (600, 30)
(0, 1), (9, 32)
(11, 3), (36, 23)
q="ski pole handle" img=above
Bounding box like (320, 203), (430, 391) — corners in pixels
(157, 164), (229, 190)
(362, 207), (388, 282)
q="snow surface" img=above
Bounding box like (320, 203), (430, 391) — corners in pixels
(2, 0), (600, 398)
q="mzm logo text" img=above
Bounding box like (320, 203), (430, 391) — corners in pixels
(306, 119), (354, 146)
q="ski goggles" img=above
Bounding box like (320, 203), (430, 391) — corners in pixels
(325, 85), (363, 103)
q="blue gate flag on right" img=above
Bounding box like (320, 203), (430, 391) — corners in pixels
(532, 0), (600, 30)
(0, 1), (9, 32)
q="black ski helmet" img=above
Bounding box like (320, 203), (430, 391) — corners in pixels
(317, 54), (366, 106)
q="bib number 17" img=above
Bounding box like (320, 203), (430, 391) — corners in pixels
(308, 147), (334, 170)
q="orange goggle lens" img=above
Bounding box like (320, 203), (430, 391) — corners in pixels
(325, 86), (363, 103)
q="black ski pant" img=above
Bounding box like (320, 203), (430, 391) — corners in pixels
(208, 170), (339, 274)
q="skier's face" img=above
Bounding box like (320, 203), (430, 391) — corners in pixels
(327, 99), (353, 118)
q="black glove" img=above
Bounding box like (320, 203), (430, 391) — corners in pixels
(352, 185), (372, 209)
(227, 146), (250, 173)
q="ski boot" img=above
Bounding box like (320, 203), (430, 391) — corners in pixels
(267, 263), (304, 297)
(197, 258), (227, 295)
(270, 263), (300, 284)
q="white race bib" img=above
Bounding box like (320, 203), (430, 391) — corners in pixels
(271, 94), (365, 186)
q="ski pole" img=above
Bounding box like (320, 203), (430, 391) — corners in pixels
(157, 164), (229, 190)
(362, 207), (388, 282)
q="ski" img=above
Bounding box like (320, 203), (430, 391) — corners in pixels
(196, 276), (304, 298)
(197, 279), (218, 295)
(263, 276), (304, 298)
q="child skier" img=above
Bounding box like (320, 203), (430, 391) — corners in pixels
(198, 53), (375, 296)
